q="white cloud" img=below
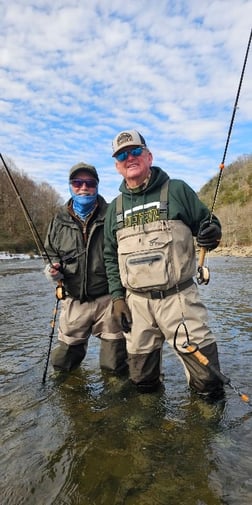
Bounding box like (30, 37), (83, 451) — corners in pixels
(0, 0), (251, 203)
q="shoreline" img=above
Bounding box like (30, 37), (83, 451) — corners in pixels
(198, 245), (252, 258)
(1, 246), (252, 261)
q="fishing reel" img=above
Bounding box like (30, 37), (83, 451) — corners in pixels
(56, 281), (66, 300)
(196, 265), (210, 285)
(197, 247), (210, 285)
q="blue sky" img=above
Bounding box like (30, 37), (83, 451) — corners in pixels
(1, 0), (251, 203)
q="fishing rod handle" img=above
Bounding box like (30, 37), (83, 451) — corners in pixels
(198, 247), (206, 268)
(186, 344), (209, 365)
(186, 344), (230, 385)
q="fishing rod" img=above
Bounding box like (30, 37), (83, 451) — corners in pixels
(0, 153), (64, 382)
(42, 296), (61, 383)
(197, 27), (252, 285)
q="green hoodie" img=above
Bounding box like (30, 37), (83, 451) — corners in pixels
(104, 166), (220, 300)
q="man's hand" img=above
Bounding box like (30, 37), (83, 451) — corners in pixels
(197, 220), (222, 251)
(44, 262), (64, 282)
(113, 299), (132, 333)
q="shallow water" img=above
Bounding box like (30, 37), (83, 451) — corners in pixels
(0, 256), (251, 505)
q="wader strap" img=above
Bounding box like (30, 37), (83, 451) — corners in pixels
(159, 179), (169, 220)
(116, 194), (124, 229)
(128, 278), (194, 299)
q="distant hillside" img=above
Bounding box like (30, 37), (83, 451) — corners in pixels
(0, 157), (63, 253)
(198, 155), (252, 246)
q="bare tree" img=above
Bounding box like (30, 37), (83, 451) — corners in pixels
(0, 159), (63, 253)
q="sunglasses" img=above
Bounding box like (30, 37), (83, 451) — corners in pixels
(70, 178), (97, 189)
(115, 146), (145, 162)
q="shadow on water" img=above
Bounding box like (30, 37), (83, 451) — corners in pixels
(0, 257), (252, 505)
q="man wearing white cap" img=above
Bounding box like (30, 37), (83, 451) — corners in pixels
(104, 130), (223, 398)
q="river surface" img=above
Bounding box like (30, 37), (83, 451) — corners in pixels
(0, 256), (251, 505)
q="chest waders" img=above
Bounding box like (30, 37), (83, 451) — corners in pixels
(116, 181), (194, 390)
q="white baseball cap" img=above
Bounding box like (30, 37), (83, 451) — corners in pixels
(112, 130), (147, 157)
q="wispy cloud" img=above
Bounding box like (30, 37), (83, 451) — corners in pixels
(1, 0), (251, 202)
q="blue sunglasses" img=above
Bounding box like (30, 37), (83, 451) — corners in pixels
(115, 146), (145, 162)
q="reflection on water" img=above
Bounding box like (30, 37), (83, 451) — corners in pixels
(0, 257), (252, 505)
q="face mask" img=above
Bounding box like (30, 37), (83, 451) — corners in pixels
(69, 185), (98, 220)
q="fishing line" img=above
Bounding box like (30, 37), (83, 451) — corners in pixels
(0, 153), (64, 382)
(197, 28), (252, 285)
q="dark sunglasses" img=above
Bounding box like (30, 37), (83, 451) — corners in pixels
(70, 178), (97, 189)
(115, 146), (145, 162)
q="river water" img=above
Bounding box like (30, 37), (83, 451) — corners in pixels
(0, 256), (251, 505)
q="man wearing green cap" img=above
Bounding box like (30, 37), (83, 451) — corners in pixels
(44, 162), (127, 374)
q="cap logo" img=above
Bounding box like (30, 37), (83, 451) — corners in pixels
(117, 132), (134, 147)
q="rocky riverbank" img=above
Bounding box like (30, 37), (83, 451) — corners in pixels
(202, 245), (252, 258)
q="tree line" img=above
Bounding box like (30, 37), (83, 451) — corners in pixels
(198, 154), (252, 246)
(0, 157), (63, 254)
(1, 154), (251, 254)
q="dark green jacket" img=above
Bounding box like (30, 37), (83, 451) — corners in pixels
(44, 195), (109, 302)
(104, 166), (221, 300)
